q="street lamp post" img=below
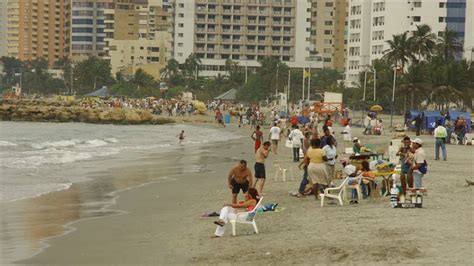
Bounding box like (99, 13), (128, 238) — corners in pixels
(390, 65), (398, 128)
(373, 68), (377, 101)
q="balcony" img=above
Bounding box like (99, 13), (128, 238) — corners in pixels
(232, 49), (241, 53)
(247, 39), (256, 43)
(222, 19), (232, 23)
(222, 38), (231, 43)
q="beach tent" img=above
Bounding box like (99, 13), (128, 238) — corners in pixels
(214, 89), (237, 101)
(84, 87), (109, 98)
(297, 116), (310, 124)
(406, 110), (421, 128)
(422, 111), (442, 131)
(447, 111), (472, 132)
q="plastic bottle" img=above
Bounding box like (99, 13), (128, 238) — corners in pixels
(390, 184), (399, 208)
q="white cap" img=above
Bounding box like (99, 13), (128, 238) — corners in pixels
(353, 137), (359, 141)
(412, 138), (423, 145)
(343, 165), (357, 176)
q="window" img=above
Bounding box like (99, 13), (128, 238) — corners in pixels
(324, 30), (332, 35)
(324, 21), (333, 26)
(179, 3), (184, 8)
(178, 23), (184, 27)
(325, 2), (334, 7)
(72, 36), (92, 42)
(413, 2), (422, 8)
(178, 52), (183, 56)
(179, 13), (184, 17)
(439, 3), (446, 8)
(72, 19), (93, 24)
(178, 33), (184, 37)
(413, 16), (421, 22)
(178, 43), (183, 47)
(72, 27), (92, 33)
(439, 17), (446, 23)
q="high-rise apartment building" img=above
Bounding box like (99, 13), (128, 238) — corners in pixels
(464, 0), (473, 61)
(173, 0), (321, 76)
(6, 0), (66, 66)
(0, 1), (8, 58)
(309, 0), (347, 71)
(345, 0), (470, 85)
(66, 0), (114, 62)
(103, 0), (173, 79)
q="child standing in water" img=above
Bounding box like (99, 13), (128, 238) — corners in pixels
(177, 130), (185, 143)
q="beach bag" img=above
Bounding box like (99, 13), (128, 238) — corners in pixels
(419, 160), (428, 174)
(285, 139), (293, 148)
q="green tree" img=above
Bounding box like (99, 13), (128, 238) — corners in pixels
(383, 32), (415, 70)
(410, 24), (437, 62)
(75, 56), (113, 94)
(435, 28), (463, 63)
(183, 53), (201, 79)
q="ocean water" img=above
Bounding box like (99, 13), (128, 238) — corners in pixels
(0, 121), (241, 202)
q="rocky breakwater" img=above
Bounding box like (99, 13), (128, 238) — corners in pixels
(0, 99), (175, 125)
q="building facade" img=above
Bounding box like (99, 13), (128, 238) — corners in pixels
(173, 0), (321, 77)
(464, 0), (473, 61)
(66, 0), (114, 62)
(0, 1), (8, 58)
(6, 0), (66, 66)
(309, 0), (347, 71)
(103, 0), (173, 79)
(345, 0), (470, 86)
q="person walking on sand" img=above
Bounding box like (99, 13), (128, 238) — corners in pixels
(434, 121), (447, 161)
(254, 141), (271, 194)
(289, 125), (304, 162)
(177, 130), (185, 143)
(251, 125), (263, 153)
(269, 122), (281, 154)
(228, 160), (254, 204)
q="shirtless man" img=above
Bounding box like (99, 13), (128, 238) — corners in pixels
(251, 125), (264, 153)
(177, 130), (185, 143)
(228, 160), (254, 204)
(254, 141), (271, 194)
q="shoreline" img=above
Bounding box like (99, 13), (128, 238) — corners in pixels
(3, 119), (473, 265)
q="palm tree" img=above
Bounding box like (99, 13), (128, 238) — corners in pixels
(383, 32), (415, 71)
(184, 53), (202, 79)
(410, 24), (437, 62)
(160, 58), (180, 80)
(435, 28), (463, 63)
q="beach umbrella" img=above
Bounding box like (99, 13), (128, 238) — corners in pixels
(370, 105), (383, 112)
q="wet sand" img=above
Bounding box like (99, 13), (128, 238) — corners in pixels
(6, 117), (474, 265)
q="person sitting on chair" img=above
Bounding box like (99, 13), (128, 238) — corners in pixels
(213, 188), (260, 238)
(353, 137), (362, 154)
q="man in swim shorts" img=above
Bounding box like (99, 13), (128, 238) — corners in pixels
(254, 141), (271, 194)
(228, 160), (254, 204)
(251, 125), (263, 153)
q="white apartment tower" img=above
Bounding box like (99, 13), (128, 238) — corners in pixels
(0, 1), (7, 58)
(173, 0), (321, 76)
(345, 0), (469, 86)
(464, 0), (473, 61)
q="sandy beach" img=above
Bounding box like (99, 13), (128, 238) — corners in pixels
(3, 116), (473, 265)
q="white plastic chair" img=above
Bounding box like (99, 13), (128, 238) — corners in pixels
(320, 177), (350, 207)
(273, 160), (294, 181)
(464, 133), (473, 145)
(230, 197), (263, 236)
(343, 175), (362, 201)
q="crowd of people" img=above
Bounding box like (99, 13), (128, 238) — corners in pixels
(209, 105), (470, 237)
